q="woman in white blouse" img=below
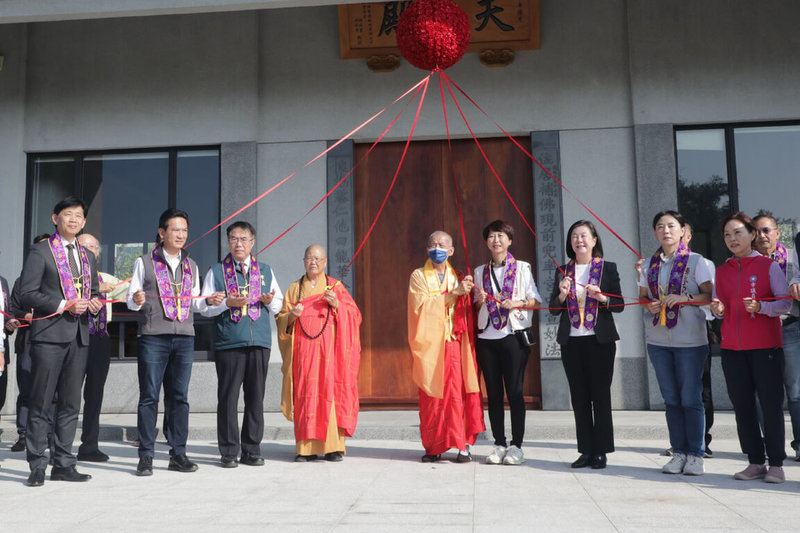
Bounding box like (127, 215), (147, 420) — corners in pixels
(474, 220), (542, 466)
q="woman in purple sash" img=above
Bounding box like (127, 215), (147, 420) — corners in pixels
(474, 220), (542, 465)
(549, 220), (623, 469)
(639, 210), (713, 476)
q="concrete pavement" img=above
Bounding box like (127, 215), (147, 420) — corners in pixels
(1, 411), (799, 532)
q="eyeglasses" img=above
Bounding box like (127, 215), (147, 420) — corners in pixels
(228, 237), (254, 244)
(757, 227), (777, 235)
(303, 257), (326, 264)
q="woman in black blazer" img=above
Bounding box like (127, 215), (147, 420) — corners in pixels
(549, 220), (623, 469)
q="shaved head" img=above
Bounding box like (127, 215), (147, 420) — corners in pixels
(304, 244), (326, 259)
(77, 233), (100, 259)
(427, 231), (453, 249)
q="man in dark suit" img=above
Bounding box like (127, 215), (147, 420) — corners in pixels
(8, 234), (51, 453)
(1, 275), (15, 413)
(20, 197), (102, 487)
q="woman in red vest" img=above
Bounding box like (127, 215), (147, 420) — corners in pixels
(710, 212), (791, 484)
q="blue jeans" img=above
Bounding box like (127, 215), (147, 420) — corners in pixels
(137, 335), (194, 458)
(782, 321), (800, 451)
(648, 344), (707, 457)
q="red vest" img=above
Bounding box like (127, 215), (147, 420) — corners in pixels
(715, 255), (782, 350)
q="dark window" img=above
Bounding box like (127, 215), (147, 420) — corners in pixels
(676, 123), (800, 266)
(26, 147), (221, 360)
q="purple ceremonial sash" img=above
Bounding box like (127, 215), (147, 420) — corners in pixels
(566, 257), (603, 331)
(48, 233), (91, 315)
(482, 252), (517, 330)
(222, 254), (262, 322)
(152, 246), (192, 322)
(773, 242), (788, 277)
(647, 242), (690, 329)
(89, 273), (108, 336)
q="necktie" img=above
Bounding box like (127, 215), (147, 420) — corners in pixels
(66, 243), (82, 290)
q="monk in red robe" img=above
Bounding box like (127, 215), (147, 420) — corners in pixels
(408, 231), (485, 462)
(277, 244), (361, 462)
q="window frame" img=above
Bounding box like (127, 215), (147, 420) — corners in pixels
(24, 145), (222, 361)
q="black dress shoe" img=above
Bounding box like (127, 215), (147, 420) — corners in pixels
(168, 454), (199, 472)
(240, 452), (265, 466)
(455, 451), (472, 463)
(294, 454), (318, 462)
(26, 469), (46, 487)
(571, 453), (592, 469)
(220, 456), (238, 468)
(50, 466), (92, 482)
(421, 454), (441, 463)
(324, 452), (343, 462)
(11, 438), (26, 452)
(136, 456), (153, 476)
(77, 449), (110, 462)
(590, 453), (607, 469)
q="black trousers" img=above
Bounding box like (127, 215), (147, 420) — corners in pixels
(0, 368), (6, 412)
(561, 336), (616, 454)
(702, 350), (714, 447)
(215, 346), (271, 457)
(721, 348), (786, 466)
(476, 335), (529, 448)
(26, 338), (88, 471)
(80, 334), (111, 452)
(15, 341), (32, 436)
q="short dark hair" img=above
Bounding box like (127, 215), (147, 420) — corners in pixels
(565, 220), (604, 260)
(226, 221), (256, 238)
(53, 196), (87, 217)
(753, 214), (778, 227)
(652, 210), (686, 230)
(33, 233), (51, 244)
(721, 211), (757, 244)
(482, 220), (514, 241)
(158, 208), (189, 230)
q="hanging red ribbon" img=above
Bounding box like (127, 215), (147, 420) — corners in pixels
(186, 74), (432, 249)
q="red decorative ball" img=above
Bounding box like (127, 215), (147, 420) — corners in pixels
(396, 0), (471, 71)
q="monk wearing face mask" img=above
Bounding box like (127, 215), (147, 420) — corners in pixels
(407, 230), (484, 463)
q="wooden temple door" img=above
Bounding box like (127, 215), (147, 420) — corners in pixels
(354, 137), (542, 409)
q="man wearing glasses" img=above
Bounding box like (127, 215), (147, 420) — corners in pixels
(75, 233), (129, 462)
(754, 215), (800, 461)
(202, 221), (283, 467)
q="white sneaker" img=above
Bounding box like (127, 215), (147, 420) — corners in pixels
(682, 455), (704, 475)
(502, 445), (525, 465)
(486, 445), (507, 465)
(662, 452), (687, 474)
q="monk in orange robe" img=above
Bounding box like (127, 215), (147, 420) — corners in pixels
(408, 231), (485, 462)
(277, 244), (361, 462)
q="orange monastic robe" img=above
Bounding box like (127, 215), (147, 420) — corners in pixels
(277, 277), (361, 454)
(408, 260), (484, 456)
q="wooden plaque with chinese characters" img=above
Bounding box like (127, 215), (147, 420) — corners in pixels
(338, 0), (540, 59)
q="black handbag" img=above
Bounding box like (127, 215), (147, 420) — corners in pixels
(514, 327), (537, 347)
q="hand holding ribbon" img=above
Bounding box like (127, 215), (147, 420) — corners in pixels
(66, 297), (90, 315)
(585, 284), (608, 304)
(87, 298), (104, 314)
